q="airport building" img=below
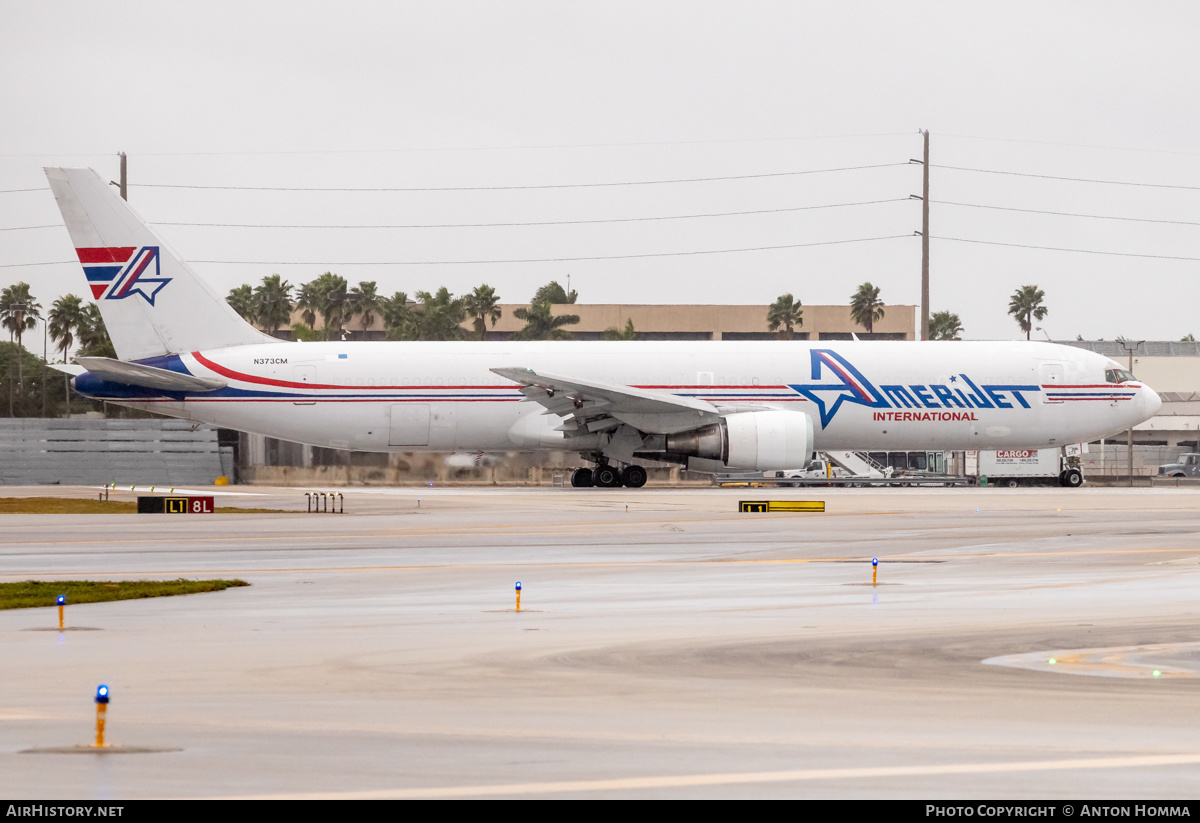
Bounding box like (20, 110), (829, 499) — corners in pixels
(1059, 340), (1200, 477)
(285, 302), (916, 341)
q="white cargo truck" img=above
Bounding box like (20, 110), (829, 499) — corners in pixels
(975, 446), (1084, 488)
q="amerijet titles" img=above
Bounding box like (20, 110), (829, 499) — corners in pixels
(790, 349), (1038, 427)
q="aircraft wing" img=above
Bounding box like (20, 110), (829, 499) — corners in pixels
(76, 356), (227, 393)
(490, 366), (721, 434)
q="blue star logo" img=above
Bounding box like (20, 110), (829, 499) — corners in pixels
(106, 247), (172, 306)
(789, 349), (888, 427)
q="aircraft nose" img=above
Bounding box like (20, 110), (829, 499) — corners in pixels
(1141, 384), (1162, 418)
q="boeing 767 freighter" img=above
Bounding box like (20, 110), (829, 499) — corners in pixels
(44, 167), (1160, 488)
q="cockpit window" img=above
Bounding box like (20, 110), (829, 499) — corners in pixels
(1105, 368), (1136, 383)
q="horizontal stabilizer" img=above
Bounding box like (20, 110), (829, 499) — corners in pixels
(76, 357), (226, 392)
(48, 363), (86, 377)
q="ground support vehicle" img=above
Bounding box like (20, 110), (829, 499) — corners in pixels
(973, 447), (1084, 488)
(1157, 453), (1200, 478)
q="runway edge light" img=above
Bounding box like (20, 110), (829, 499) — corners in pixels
(515, 581), (522, 612)
(57, 594), (65, 630)
(872, 557), (878, 587)
(94, 684), (109, 748)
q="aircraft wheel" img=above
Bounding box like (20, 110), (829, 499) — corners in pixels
(1063, 468), (1083, 488)
(621, 465), (648, 488)
(1058, 470), (1068, 487)
(570, 468), (594, 488)
(594, 465), (621, 487)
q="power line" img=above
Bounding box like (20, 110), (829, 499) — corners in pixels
(11, 233), (1197, 268)
(0, 225), (58, 232)
(936, 235), (1200, 262)
(152, 198), (909, 229)
(0, 133), (912, 158)
(935, 200), (1200, 227)
(130, 163), (911, 192)
(939, 132), (1200, 159)
(934, 164), (1200, 191)
(0, 187), (45, 194)
(187, 235), (912, 265)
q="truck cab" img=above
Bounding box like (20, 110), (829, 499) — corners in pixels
(1158, 453), (1200, 478)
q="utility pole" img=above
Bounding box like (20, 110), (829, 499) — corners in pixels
(110, 153), (127, 200)
(920, 130), (930, 341)
(1120, 339), (1144, 486)
(910, 131), (931, 340)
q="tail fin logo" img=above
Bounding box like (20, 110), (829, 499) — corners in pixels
(76, 246), (172, 305)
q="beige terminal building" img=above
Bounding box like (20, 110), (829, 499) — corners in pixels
(474, 303), (913, 341)
(300, 302), (915, 342)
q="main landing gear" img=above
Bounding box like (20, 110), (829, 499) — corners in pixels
(570, 464), (648, 488)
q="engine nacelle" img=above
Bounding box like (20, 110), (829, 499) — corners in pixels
(666, 410), (814, 471)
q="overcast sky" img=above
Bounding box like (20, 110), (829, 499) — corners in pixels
(3, 1), (1199, 342)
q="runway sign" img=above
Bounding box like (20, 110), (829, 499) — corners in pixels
(739, 500), (825, 513)
(136, 496), (215, 514)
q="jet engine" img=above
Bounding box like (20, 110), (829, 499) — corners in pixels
(665, 410), (813, 471)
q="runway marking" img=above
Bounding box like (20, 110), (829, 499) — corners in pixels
(0, 511), (903, 548)
(6, 546), (1200, 578)
(985, 642), (1200, 679)
(241, 752), (1200, 798)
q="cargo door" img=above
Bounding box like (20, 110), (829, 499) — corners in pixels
(1039, 362), (1065, 403)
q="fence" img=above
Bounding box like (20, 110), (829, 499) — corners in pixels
(0, 419), (228, 486)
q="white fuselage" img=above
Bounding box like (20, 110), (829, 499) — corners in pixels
(92, 340), (1161, 455)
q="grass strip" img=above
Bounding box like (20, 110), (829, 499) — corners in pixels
(0, 579), (250, 611)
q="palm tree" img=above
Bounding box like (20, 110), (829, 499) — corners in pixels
(929, 311), (963, 341)
(381, 291), (413, 340)
(314, 272), (350, 340)
(253, 274), (294, 337)
(48, 294), (86, 412)
(533, 280), (577, 304)
(225, 284), (255, 321)
(76, 304), (115, 358)
(767, 293), (803, 340)
(462, 284), (502, 340)
(48, 294), (86, 362)
(849, 283), (885, 334)
(1008, 285), (1048, 340)
(347, 281), (382, 339)
(295, 280), (322, 330)
(294, 272), (352, 340)
(409, 288), (469, 341)
(0, 282), (42, 392)
(514, 300), (580, 341)
(603, 319), (638, 340)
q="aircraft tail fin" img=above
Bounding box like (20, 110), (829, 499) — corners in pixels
(44, 167), (274, 361)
